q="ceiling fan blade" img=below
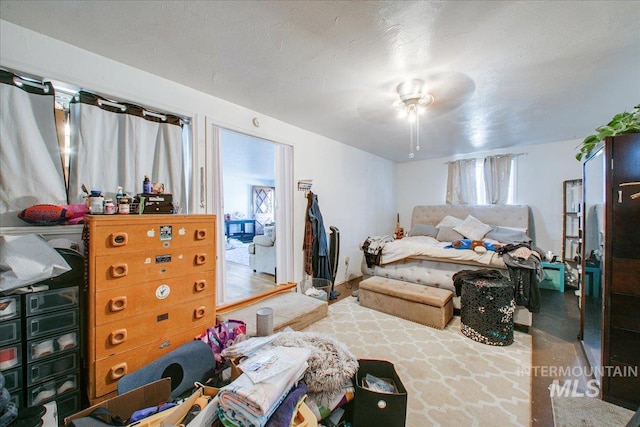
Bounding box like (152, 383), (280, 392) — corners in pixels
(422, 71), (476, 117)
(356, 71), (475, 124)
(356, 89), (403, 125)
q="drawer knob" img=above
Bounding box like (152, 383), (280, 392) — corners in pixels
(195, 229), (207, 240)
(377, 400), (387, 409)
(194, 280), (207, 292)
(110, 264), (128, 278)
(194, 306), (206, 319)
(110, 233), (128, 247)
(110, 329), (128, 345)
(110, 362), (128, 380)
(109, 296), (127, 312)
(195, 254), (207, 265)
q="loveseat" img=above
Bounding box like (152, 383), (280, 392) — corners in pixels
(248, 225), (276, 276)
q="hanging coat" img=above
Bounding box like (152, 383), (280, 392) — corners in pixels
(303, 194), (314, 276)
(308, 194), (331, 281)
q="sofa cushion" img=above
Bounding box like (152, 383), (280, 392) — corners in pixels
(253, 234), (274, 246)
(264, 225), (275, 239)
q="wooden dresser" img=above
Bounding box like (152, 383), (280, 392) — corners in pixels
(83, 214), (216, 404)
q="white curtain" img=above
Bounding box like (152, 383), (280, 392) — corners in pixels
(446, 159), (477, 205)
(275, 144), (294, 284)
(484, 154), (514, 205)
(68, 92), (186, 210)
(207, 120), (226, 304)
(0, 73), (67, 212)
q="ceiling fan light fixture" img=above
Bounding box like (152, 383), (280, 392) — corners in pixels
(395, 79), (433, 158)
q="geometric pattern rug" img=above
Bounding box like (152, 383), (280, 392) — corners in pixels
(302, 297), (532, 426)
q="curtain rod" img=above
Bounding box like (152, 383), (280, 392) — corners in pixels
(143, 110), (167, 121)
(12, 76), (49, 92)
(444, 152), (527, 164)
(97, 98), (126, 112)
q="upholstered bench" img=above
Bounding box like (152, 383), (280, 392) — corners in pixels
(359, 277), (453, 329)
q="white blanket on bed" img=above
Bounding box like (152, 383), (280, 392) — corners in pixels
(380, 236), (504, 267)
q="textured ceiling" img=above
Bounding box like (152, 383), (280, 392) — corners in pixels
(1, 1), (639, 163)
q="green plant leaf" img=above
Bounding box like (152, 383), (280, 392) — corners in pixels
(576, 106), (640, 161)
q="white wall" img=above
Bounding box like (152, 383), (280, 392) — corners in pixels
(0, 20), (396, 285)
(397, 139), (583, 256)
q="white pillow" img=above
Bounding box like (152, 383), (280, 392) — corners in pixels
(435, 215), (463, 228)
(454, 215), (493, 241)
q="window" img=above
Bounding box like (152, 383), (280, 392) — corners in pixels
(447, 154), (516, 205)
(0, 69), (192, 217)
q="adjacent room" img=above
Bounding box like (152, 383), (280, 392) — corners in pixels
(0, 2), (638, 427)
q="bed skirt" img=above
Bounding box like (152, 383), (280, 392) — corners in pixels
(361, 257), (532, 328)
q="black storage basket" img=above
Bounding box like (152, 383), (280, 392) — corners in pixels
(352, 359), (407, 427)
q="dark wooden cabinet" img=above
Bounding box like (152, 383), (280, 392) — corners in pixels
(582, 133), (640, 410)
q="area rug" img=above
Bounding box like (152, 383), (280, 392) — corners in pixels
(302, 297), (532, 427)
(551, 396), (634, 427)
(225, 239), (249, 266)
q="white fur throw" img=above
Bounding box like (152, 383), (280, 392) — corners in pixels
(271, 331), (358, 405)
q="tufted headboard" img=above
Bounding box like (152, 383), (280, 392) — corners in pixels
(411, 205), (532, 234)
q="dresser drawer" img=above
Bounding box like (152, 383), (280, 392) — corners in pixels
(95, 272), (215, 326)
(2, 366), (22, 392)
(0, 319), (20, 346)
(27, 330), (79, 363)
(93, 324), (208, 398)
(26, 309), (78, 340)
(57, 390), (81, 420)
(26, 287), (79, 316)
(87, 215), (216, 255)
(27, 371), (79, 406)
(27, 352), (78, 386)
(94, 296), (214, 359)
(0, 343), (21, 371)
(0, 295), (20, 321)
(93, 248), (214, 291)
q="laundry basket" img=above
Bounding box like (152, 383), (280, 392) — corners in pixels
(299, 278), (331, 302)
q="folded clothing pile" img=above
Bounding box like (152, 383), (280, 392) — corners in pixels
(271, 331), (358, 421)
(217, 346), (311, 427)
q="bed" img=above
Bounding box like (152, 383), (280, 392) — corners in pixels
(361, 204), (535, 328)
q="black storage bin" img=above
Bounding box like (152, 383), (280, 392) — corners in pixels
(460, 275), (515, 346)
(352, 359), (407, 427)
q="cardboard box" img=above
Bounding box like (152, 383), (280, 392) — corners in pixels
(64, 379), (174, 427)
(161, 385), (219, 427)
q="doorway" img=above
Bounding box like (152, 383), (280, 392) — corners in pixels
(207, 121), (294, 306)
(221, 130), (276, 303)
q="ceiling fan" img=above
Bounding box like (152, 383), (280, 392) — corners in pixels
(356, 70), (476, 158)
(356, 71), (476, 125)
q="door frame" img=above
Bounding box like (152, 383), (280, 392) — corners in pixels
(205, 118), (294, 305)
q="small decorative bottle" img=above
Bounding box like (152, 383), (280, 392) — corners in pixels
(104, 199), (116, 215)
(89, 190), (104, 214)
(143, 175), (152, 194)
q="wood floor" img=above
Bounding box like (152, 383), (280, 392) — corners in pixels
(224, 260), (276, 303)
(224, 259), (358, 305)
